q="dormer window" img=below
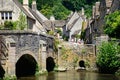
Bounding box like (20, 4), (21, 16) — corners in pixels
(1, 12), (12, 20)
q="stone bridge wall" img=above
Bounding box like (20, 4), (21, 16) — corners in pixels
(0, 30), (54, 76)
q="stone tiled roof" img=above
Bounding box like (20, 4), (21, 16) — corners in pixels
(13, 0), (35, 20)
(0, 0), (13, 11)
(66, 11), (79, 28)
(54, 20), (66, 28)
(67, 17), (79, 30)
(43, 20), (52, 30)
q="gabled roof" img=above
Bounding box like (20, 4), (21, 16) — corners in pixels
(54, 20), (66, 28)
(13, 0), (35, 20)
(66, 11), (79, 27)
(67, 17), (79, 30)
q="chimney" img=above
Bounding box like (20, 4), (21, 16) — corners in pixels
(81, 7), (84, 15)
(32, 0), (37, 11)
(92, 6), (95, 19)
(23, 0), (29, 7)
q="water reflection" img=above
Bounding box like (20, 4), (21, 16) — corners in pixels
(18, 71), (120, 80)
(46, 72), (55, 80)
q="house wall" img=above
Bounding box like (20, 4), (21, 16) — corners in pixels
(33, 20), (46, 33)
(70, 17), (83, 39)
(0, 0), (21, 23)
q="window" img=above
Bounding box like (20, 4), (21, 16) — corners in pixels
(10, 43), (16, 47)
(9, 12), (12, 20)
(5, 12), (8, 19)
(1, 12), (4, 20)
(1, 12), (12, 20)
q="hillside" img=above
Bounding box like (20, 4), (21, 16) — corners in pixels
(19, 0), (100, 19)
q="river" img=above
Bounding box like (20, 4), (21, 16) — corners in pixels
(18, 70), (120, 80)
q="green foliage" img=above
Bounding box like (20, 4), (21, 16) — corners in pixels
(52, 3), (70, 20)
(62, 0), (99, 17)
(56, 28), (62, 36)
(0, 24), (4, 29)
(96, 42), (120, 74)
(17, 12), (27, 30)
(62, 0), (86, 11)
(40, 5), (53, 19)
(47, 30), (54, 35)
(4, 21), (14, 30)
(53, 38), (60, 53)
(75, 34), (80, 39)
(104, 10), (120, 39)
(62, 34), (69, 41)
(40, 3), (70, 20)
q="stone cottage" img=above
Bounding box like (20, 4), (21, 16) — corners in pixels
(84, 0), (113, 44)
(0, 0), (48, 34)
(63, 8), (87, 42)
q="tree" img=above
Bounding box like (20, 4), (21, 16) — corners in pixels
(96, 42), (120, 74)
(62, 0), (99, 17)
(4, 21), (14, 30)
(17, 12), (27, 30)
(62, 0), (86, 11)
(52, 3), (70, 20)
(40, 2), (70, 20)
(104, 11), (120, 39)
(40, 5), (53, 19)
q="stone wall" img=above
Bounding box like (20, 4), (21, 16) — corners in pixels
(0, 30), (54, 76)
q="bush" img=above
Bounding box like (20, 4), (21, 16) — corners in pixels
(96, 42), (120, 74)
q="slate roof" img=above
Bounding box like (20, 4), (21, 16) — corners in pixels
(13, 0), (35, 20)
(67, 17), (79, 30)
(0, 0), (13, 11)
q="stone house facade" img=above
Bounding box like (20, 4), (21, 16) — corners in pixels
(63, 9), (87, 42)
(0, 0), (47, 34)
(84, 0), (113, 44)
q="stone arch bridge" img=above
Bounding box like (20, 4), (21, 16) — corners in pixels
(0, 30), (56, 77)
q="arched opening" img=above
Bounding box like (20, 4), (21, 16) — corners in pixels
(16, 54), (37, 77)
(79, 60), (85, 68)
(0, 65), (5, 79)
(46, 57), (55, 72)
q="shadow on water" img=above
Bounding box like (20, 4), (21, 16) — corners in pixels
(46, 72), (55, 80)
(17, 76), (36, 80)
(17, 71), (120, 80)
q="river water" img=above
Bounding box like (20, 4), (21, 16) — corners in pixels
(18, 70), (120, 80)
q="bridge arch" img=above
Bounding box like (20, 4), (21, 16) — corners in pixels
(15, 54), (38, 77)
(46, 57), (55, 72)
(79, 60), (86, 68)
(16, 51), (38, 63)
(0, 65), (5, 79)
